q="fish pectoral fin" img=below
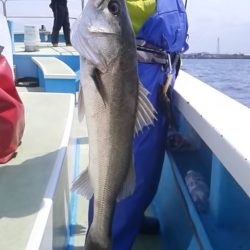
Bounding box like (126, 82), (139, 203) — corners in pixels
(91, 67), (106, 104)
(117, 157), (135, 201)
(78, 84), (85, 121)
(134, 82), (157, 135)
(71, 168), (93, 199)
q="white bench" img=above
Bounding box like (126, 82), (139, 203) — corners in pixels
(32, 56), (78, 94)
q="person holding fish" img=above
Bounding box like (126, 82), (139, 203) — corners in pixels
(71, 0), (188, 249)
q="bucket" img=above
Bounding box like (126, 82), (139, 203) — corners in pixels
(24, 25), (40, 52)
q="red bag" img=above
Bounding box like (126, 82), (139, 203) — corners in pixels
(0, 52), (25, 163)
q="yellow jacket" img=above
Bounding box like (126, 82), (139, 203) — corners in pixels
(126, 0), (156, 33)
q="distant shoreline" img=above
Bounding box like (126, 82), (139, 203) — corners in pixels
(182, 53), (250, 59)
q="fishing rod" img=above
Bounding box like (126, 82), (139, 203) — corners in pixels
(0, 0), (7, 17)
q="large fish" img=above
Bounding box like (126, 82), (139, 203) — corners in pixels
(71, 0), (156, 249)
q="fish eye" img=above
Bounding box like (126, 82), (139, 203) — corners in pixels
(108, 0), (120, 16)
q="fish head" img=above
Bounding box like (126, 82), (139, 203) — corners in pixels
(71, 0), (135, 73)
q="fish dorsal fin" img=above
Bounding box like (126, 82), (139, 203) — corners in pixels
(134, 82), (157, 135)
(117, 156), (136, 201)
(71, 168), (94, 200)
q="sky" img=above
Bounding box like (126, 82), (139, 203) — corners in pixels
(1, 0), (250, 54)
(187, 0), (250, 54)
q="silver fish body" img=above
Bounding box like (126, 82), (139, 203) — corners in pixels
(71, 0), (156, 249)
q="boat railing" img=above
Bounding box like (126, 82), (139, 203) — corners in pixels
(0, 0), (84, 18)
(152, 70), (250, 249)
(174, 70), (250, 198)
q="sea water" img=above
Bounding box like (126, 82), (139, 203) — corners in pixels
(182, 59), (250, 108)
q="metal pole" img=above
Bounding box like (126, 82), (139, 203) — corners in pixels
(1, 0), (7, 17)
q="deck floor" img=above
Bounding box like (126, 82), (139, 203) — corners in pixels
(14, 42), (79, 56)
(0, 92), (75, 250)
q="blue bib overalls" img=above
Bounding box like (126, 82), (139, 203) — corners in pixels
(88, 0), (188, 248)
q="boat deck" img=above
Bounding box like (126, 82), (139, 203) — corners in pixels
(3, 39), (250, 249)
(2, 8), (249, 249)
(14, 42), (79, 56)
(0, 92), (75, 249)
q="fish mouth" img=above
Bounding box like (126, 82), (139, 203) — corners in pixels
(88, 26), (121, 36)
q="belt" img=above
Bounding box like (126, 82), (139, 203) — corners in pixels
(136, 40), (179, 129)
(136, 39), (178, 67)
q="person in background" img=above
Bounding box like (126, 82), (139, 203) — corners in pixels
(88, 0), (189, 249)
(49, 0), (71, 47)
